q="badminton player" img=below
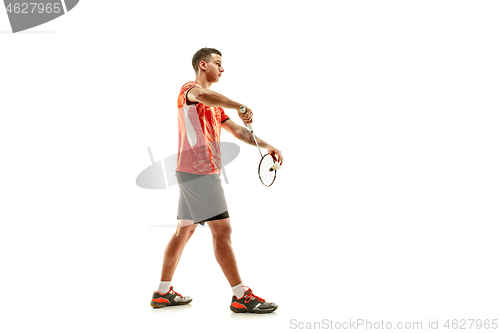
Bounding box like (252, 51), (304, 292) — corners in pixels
(150, 48), (283, 313)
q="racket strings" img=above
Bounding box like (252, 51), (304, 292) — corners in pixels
(259, 154), (276, 186)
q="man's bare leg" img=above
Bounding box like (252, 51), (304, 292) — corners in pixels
(206, 218), (242, 286)
(160, 220), (198, 281)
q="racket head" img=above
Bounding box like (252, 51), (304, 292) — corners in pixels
(258, 154), (277, 187)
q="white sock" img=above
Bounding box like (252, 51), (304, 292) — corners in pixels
(231, 283), (249, 299)
(158, 281), (172, 294)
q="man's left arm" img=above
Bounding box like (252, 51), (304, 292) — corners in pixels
(222, 119), (283, 165)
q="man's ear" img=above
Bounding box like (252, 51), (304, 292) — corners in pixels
(199, 61), (207, 72)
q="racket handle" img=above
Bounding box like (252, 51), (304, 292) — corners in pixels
(239, 105), (253, 133)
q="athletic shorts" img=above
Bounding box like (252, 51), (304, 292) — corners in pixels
(176, 171), (229, 226)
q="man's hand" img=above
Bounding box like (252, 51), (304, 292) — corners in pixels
(267, 146), (283, 166)
(238, 105), (253, 127)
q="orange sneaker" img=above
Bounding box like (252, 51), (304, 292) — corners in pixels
(230, 287), (277, 314)
(150, 286), (192, 308)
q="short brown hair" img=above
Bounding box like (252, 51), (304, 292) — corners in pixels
(192, 48), (222, 74)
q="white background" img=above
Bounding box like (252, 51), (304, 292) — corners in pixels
(1, 1), (499, 332)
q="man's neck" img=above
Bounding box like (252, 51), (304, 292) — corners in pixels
(195, 76), (212, 89)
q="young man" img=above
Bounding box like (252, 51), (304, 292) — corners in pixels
(150, 48), (283, 313)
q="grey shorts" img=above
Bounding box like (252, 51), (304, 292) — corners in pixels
(176, 172), (229, 226)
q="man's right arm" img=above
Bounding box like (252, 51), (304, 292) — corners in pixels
(187, 86), (253, 125)
(187, 87), (240, 110)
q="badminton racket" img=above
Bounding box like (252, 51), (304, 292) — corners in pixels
(239, 105), (281, 187)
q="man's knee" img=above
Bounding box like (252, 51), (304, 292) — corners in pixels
(176, 220), (197, 238)
(208, 218), (232, 240)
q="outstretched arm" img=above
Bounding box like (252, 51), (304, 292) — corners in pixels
(188, 86), (240, 109)
(187, 87), (253, 125)
(222, 119), (283, 165)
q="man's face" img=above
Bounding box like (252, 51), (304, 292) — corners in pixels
(202, 53), (224, 82)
